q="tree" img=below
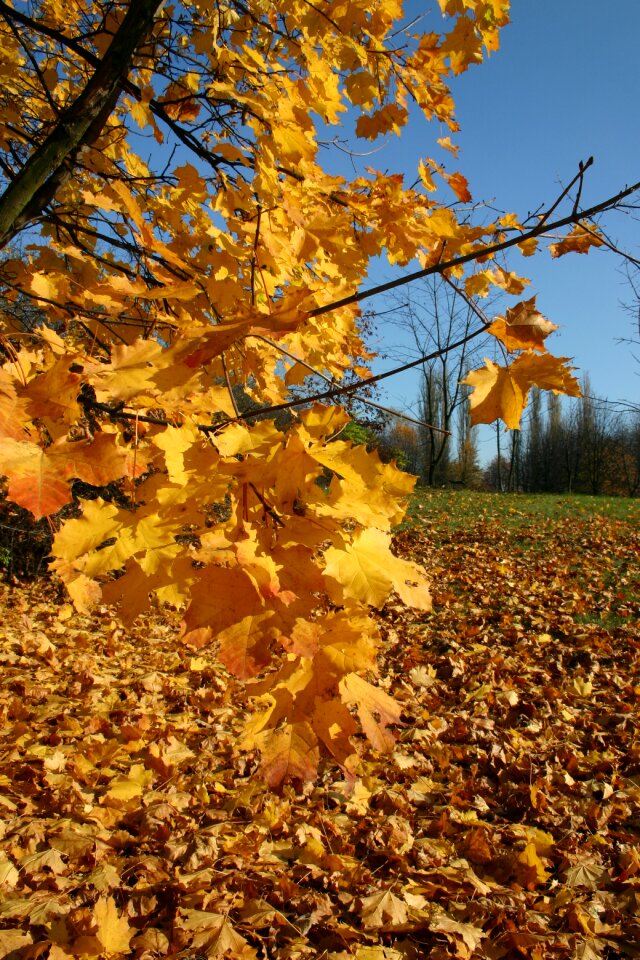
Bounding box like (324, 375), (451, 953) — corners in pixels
(387, 275), (491, 486)
(450, 388), (482, 488)
(0, 0), (634, 783)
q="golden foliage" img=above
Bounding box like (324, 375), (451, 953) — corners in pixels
(0, 0), (602, 780)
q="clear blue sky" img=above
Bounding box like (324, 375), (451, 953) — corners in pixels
(355, 0), (640, 432)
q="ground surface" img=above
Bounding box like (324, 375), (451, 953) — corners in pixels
(0, 491), (639, 960)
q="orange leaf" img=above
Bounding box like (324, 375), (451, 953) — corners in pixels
(488, 296), (558, 353)
(444, 170), (472, 202)
(256, 721), (320, 786)
(550, 222), (604, 257)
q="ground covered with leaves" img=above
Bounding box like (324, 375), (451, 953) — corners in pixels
(0, 492), (639, 960)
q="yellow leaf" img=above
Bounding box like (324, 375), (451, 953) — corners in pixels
(359, 889), (408, 930)
(437, 135), (460, 157)
(462, 359), (526, 430)
(179, 912), (257, 958)
(103, 763), (153, 803)
(344, 71), (379, 109)
(324, 528), (430, 609)
(272, 123), (316, 163)
(514, 841), (550, 889)
(255, 721), (320, 787)
(340, 673), (401, 752)
(93, 896), (133, 955)
(510, 351), (581, 397)
(518, 236), (539, 257)
(0, 931), (33, 958)
(0, 852), (19, 888)
(463, 353), (580, 429)
(430, 911), (487, 952)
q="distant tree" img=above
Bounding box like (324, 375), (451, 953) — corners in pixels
(524, 388), (545, 492)
(483, 453), (511, 492)
(450, 388), (482, 488)
(387, 276), (491, 486)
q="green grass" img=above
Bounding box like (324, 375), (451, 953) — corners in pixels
(404, 488), (639, 535)
(400, 488), (639, 632)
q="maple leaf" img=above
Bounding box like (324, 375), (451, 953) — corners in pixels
(0, 376), (30, 441)
(178, 911), (257, 958)
(181, 567), (265, 646)
(359, 889), (408, 930)
(0, 931), (33, 958)
(253, 721), (320, 787)
(462, 360), (526, 429)
(339, 673), (401, 752)
(550, 222), (604, 257)
(510, 351), (581, 397)
(93, 896), (133, 954)
(463, 353), (580, 429)
(513, 841), (551, 889)
(430, 911), (487, 952)
(103, 763), (153, 805)
(324, 528), (430, 610)
(0, 435), (144, 519)
(444, 170), (472, 202)
(356, 103), (408, 139)
(0, 439), (72, 517)
(488, 296), (558, 352)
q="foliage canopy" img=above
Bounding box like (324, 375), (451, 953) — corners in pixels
(0, 0), (617, 781)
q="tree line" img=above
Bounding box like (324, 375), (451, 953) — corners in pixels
(368, 381), (640, 497)
(485, 383), (640, 496)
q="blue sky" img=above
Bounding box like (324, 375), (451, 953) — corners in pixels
(356, 0), (640, 434)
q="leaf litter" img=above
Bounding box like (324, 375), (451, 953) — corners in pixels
(0, 500), (639, 959)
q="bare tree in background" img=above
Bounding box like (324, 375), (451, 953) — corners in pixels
(386, 276), (490, 486)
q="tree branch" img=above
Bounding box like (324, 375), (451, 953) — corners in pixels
(309, 171), (640, 318)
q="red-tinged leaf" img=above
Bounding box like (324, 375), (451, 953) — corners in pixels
(181, 566), (264, 647)
(216, 613), (276, 679)
(0, 438), (74, 517)
(444, 170), (472, 202)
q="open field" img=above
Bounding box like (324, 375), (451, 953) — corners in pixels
(0, 492), (639, 959)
